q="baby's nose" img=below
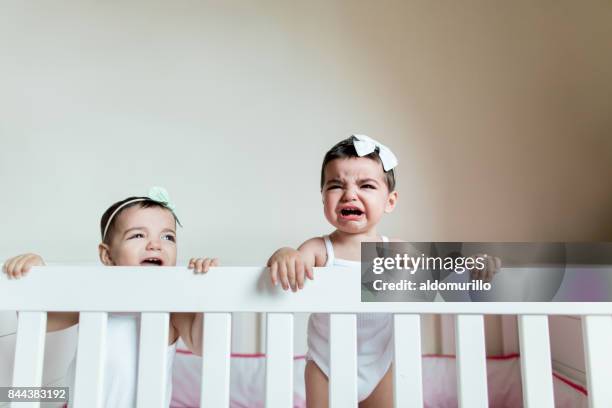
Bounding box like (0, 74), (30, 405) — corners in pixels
(147, 238), (162, 250)
(342, 187), (358, 200)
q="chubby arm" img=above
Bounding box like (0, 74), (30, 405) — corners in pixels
(267, 237), (327, 291)
(170, 313), (203, 355)
(3, 253), (80, 332)
(169, 257), (219, 353)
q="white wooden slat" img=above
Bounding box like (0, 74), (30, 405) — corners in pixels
(582, 315), (612, 408)
(73, 312), (108, 408)
(136, 312), (170, 408)
(265, 313), (294, 408)
(393, 314), (423, 408)
(518, 315), (554, 408)
(329, 313), (357, 408)
(455, 314), (488, 408)
(11, 312), (47, 408)
(200, 313), (231, 408)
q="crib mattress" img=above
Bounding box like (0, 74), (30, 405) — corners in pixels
(171, 348), (587, 408)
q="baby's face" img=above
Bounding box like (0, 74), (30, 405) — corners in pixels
(103, 205), (177, 267)
(322, 157), (397, 234)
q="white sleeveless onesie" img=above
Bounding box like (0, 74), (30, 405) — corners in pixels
(307, 235), (394, 402)
(66, 313), (176, 408)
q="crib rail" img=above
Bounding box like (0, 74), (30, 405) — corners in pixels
(3, 266), (612, 314)
(3, 266), (612, 408)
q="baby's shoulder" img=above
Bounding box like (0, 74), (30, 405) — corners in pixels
(299, 236), (327, 253)
(298, 237), (328, 266)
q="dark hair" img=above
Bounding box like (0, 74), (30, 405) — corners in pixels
(100, 197), (173, 244)
(320, 136), (396, 191)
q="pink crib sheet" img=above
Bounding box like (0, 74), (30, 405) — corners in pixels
(171, 349), (587, 408)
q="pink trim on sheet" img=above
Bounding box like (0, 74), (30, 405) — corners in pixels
(176, 349), (306, 360)
(553, 372), (588, 396)
(175, 350), (588, 396)
(421, 352), (521, 360)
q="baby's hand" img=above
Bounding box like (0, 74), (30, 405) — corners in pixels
(188, 257), (219, 274)
(469, 254), (501, 283)
(267, 247), (313, 292)
(2, 253), (45, 279)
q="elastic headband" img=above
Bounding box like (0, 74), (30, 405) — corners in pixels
(102, 187), (181, 241)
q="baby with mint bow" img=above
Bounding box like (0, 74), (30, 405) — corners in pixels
(3, 187), (217, 408)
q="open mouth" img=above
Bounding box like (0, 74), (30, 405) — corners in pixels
(340, 207), (364, 217)
(140, 258), (163, 266)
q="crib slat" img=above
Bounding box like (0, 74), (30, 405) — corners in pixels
(265, 313), (294, 408)
(329, 313), (357, 408)
(136, 312), (170, 408)
(582, 315), (612, 408)
(200, 313), (231, 408)
(73, 312), (108, 408)
(518, 315), (554, 407)
(11, 312), (47, 408)
(393, 314), (423, 408)
(455, 314), (488, 408)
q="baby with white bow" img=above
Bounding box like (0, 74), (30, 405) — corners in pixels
(267, 135), (401, 407)
(267, 135), (500, 407)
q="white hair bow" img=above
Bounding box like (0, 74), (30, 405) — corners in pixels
(352, 134), (398, 171)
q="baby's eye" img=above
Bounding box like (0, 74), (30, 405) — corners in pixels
(361, 184), (376, 189)
(327, 185), (342, 190)
(128, 233), (145, 239)
(162, 234), (176, 242)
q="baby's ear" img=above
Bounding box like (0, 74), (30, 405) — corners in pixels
(385, 190), (398, 213)
(98, 243), (114, 266)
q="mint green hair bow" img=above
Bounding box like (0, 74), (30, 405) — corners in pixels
(148, 186), (176, 211)
(147, 186), (182, 227)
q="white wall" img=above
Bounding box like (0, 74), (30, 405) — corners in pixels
(1, 0), (611, 387)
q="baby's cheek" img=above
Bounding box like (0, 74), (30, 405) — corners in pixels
(165, 246), (178, 265)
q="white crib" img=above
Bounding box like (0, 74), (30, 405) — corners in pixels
(1, 266), (612, 408)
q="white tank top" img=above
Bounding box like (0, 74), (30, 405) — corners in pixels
(307, 235), (394, 402)
(67, 313), (176, 408)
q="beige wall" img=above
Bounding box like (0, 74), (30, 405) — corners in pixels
(1, 0), (611, 383)
(1, 1), (611, 262)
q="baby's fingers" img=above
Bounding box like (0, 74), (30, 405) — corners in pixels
(279, 262), (290, 291)
(188, 258), (196, 270)
(193, 258), (205, 274)
(3, 256), (20, 278)
(482, 256), (492, 282)
(13, 255), (35, 278)
(15, 256), (30, 277)
(287, 261), (297, 292)
(9, 255), (30, 278)
(2, 256), (13, 276)
(269, 262), (279, 286)
(484, 256), (500, 282)
(201, 258), (219, 273)
(295, 259), (305, 290)
(305, 263), (314, 281)
(470, 254), (484, 280)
